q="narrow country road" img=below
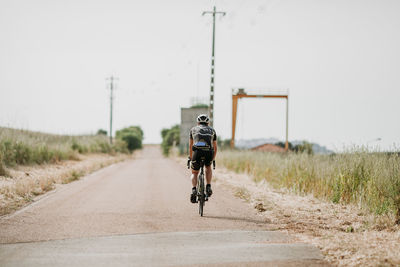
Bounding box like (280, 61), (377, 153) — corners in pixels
(0, 146), (328, 266)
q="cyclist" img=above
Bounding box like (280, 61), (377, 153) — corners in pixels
(189, 114), (217, 203)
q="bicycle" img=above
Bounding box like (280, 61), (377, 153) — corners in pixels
(188, 157), (215, 217)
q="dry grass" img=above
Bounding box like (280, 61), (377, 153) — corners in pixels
(0, 161), (7, 177)
(219, 149), (400, 225)
(0, 127), (129, 167)
(234, 186), (251, 202)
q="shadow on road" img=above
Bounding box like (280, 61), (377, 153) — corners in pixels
(204, 215), (271, 225)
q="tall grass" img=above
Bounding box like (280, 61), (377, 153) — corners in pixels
(0, 127), (128, 167)
(219, 149), (400, 221)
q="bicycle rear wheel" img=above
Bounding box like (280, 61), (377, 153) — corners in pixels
(199, 198), (204, 216)
(198, 172), (205, 216)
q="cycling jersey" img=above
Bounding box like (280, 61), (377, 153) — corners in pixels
(189, 124), (217, 150)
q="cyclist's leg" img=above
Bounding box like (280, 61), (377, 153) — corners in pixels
(205, 165), (212, 184)
(204, 150), (213, 196)
(191, 170), (199, 187)
(204, 150), (213, 184)
(205, 165), (213, 197)
(190, 150), (201, 203)
(191, 150), (201, 187)
(190, 170), (199, 203)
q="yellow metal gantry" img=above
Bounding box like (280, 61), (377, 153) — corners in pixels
(231, 89), (289, 151)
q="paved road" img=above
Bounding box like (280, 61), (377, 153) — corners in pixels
(0, 146), (328, 266)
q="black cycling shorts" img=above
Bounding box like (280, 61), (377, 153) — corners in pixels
(191, 149), (213, 171)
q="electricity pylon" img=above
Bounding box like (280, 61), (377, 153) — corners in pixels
(202, 6), (226, 127)
(106, 76), (118, 144)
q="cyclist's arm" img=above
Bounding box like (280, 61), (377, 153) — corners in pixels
(213, 140), (217, 160)
(189, 138), (194, 159)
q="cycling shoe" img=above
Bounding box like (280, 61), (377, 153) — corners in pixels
(206, 184), (213, 197)
(190, 188), (197, 203)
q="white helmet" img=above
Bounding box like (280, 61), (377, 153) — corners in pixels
(197, 114), (210, 124)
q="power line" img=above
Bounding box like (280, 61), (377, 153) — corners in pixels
(202, 6), (226, 127)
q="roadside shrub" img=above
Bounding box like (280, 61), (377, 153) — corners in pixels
(14, 141), (32, 164)
(0, 153), (7, 176)
(97, 140), (112, 154)
(113, 139), (129, 154)
(161, 125), (180, 156)
(96, 129), (108, 136)
(71, 139), (88, 154)
(32, 145), (52, 164)
(116, 126), (144, 152)
(1, 140), (16, 166)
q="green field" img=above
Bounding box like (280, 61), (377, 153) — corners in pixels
(219, 149), (400, 223)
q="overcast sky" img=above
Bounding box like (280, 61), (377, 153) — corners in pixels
(1, 0), (399, 151)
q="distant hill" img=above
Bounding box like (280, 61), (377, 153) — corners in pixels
(235, 138), (333, 154)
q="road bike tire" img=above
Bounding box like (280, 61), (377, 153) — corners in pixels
(198, 172), (205, 217)
(199, 197), (204, 216)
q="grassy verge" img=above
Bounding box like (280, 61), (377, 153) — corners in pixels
(0, 127), (128, 168)
(218, 149), (400, 224)
(0, 127), (132, 215)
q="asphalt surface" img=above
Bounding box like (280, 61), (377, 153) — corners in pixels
(0, 146), (328, 266)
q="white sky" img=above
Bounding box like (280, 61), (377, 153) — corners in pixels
(1, 0), (399, 151)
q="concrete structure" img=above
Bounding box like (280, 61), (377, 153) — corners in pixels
(252, 143), (286, 153)
(180, 107), (208, 154)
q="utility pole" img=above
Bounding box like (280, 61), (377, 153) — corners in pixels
(203, 6), (226, 127)
(106, 76), (118, 144)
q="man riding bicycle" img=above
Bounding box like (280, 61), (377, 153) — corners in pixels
(189, 114), (217, 203)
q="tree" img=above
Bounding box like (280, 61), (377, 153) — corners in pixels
(275, 141), (293, 151)
(190, 103), (209, 108)
(217, 137), (231, 150)
(116, 126), (144, 152)
(96, 129), (107, 136)
(293, 141), (314, 155)
(161, 128), (170, 139)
